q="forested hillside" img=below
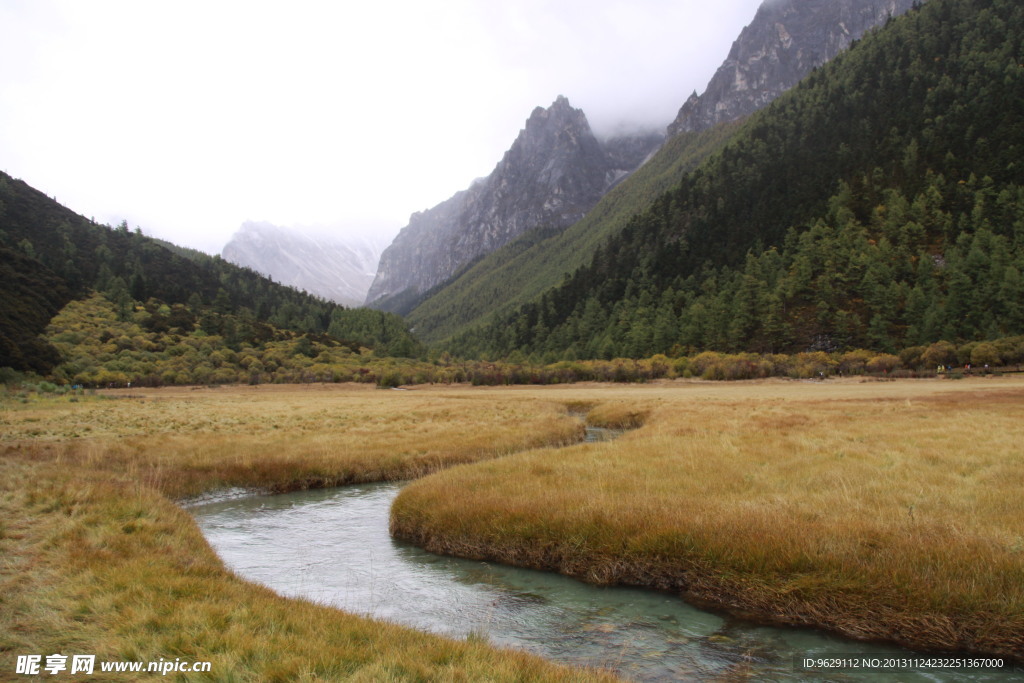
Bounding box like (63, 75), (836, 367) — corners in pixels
(403, 0), (920, 346)
(450, 0), (1024, 360)
(0, 172), (418, 374)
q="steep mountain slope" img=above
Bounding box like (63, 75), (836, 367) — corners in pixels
(667, 0), (918, 135)
(0, 172), (417, 373)
(365, 96), (661, 312)
(403, 0), (919, 345)
(451, 0), (1024, 359)
(222, 222), (385, 307)
(403, 122), (741, 343)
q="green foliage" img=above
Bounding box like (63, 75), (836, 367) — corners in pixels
(328, 308), (424, 357)
(449, 0), (1024, 360)
(37, 291), (1024, 388)
(0, 246), (69, 373)
(0, 170), (421, 373)
(42, 294), (424, 387)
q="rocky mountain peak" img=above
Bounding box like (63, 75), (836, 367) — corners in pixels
(364, 96), (662, 311)
(667, 0), (920, 136)
(528, 93), (574, 120)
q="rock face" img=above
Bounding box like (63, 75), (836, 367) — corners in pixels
(365, 96), (662, 311)
(667, 0), (920, 136)
(222, 222), (387, 307)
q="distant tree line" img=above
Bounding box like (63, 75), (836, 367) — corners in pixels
(36, 292), (1024, 389)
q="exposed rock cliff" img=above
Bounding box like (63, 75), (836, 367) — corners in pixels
(222, 222), (387, 307)
(667, 0), (920, 136)
(365, 96), (662, 312)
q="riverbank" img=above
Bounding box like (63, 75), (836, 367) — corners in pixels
(0, 384), (610, 681)
(391, 377), (1024, 662)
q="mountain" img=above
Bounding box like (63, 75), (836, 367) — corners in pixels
(667, 0), (919, 136)
(402, 122), (740, 344)
(222, 222), (386, 308)
(396, 0), (920, 345)
(0, 172), (418, 374)
(365, 96), (662, 312)
(449, 0), (1024, 360)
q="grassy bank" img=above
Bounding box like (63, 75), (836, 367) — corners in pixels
(0, 384), (611, 681)
(391, 378), (1024, 661)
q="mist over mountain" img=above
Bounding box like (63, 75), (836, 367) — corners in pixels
(451, 0), (1024, 360)
(365, 96), (662, 313)
(221, 222), (387, 308)
(229, 0), (921, 325)
(394, 0), (922, 345)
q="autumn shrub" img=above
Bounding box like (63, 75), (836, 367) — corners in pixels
(837, 349), (871, 374)
(788, 351), (836, 378)
(957, 341), (979, 366)
(671, 356), (692, 378)
(690, 351), (723, 378)
(897, 345), (926, 370)
(645, 354), (671, 379)
(377, 368), (406, 388)
(865, 353), (900, 374)
(970, 342), (1001, 368)
(920, 340), (958, 368)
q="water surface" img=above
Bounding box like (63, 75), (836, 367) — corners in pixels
(191, 483), (1015, 682)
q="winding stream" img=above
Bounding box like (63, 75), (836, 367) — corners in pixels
(189, 428), (1015, 681)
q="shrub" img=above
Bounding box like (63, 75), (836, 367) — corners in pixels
(898, 345), (927, 370)
(957, 342), (978, 367)
(970, 342), (1001, 368)
(866, 354), (900, 374)
(690, 351), (723, 377)
(921, 341), (958, 369)
(377, 369), (406, 388)
(839, 349), (873, 375)
(671, 357), (691, 378)
(790, 351), (836, 378)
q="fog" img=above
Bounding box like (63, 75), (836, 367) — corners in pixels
(0, 0), (762, 254)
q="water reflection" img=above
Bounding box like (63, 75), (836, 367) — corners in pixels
(190, 483), (1015, 682)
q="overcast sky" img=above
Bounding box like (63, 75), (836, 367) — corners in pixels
(0, 0), (763, 254)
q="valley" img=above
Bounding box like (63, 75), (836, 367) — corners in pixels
(2, 378), (1022, 679)
(3, 0), (1024, 679)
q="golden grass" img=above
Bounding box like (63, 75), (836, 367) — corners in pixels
(6, 377), (1024, 678)
(392, 377), (1024, 660)
(0, 384), (611, 682)
(1, 384), (584, 499)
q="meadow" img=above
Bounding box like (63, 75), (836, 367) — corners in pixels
(0, 384), (608, 681)
(393, 377), (1024, 661)
(2, 377), (1022, 681)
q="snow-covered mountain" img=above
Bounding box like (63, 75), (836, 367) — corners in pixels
(221, 222), (388, 307)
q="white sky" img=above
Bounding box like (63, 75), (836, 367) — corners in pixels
(0, 0), (762, 254)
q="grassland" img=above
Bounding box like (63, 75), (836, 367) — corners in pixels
(392, 377), (1024, 661)
(0, 384), (611, 682)
(5, 378), (1023, 681)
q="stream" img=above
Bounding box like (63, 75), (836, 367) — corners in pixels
(189, 428), (1016, 681)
